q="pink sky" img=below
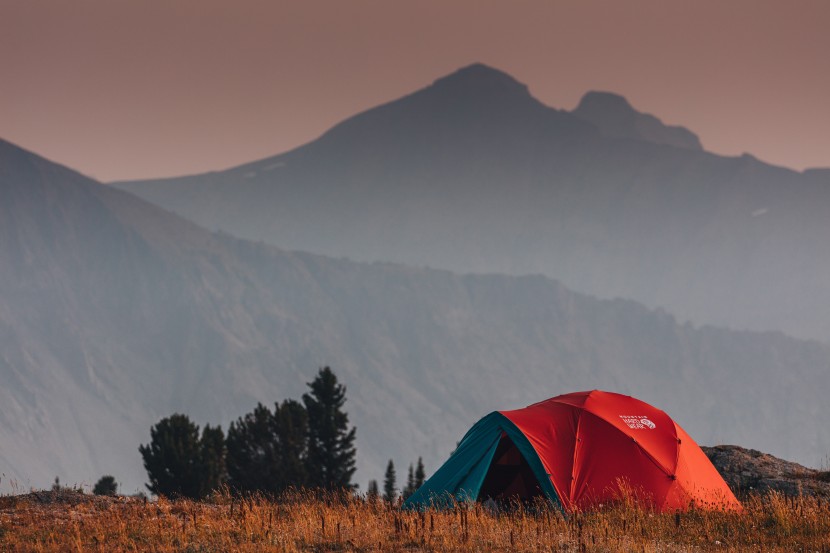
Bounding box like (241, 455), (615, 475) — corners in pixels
(2, 0), (828, 181)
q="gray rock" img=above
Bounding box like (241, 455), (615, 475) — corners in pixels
(703, 445), (830, 497)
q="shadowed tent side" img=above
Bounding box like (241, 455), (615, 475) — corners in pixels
(403, 412), (561, 510)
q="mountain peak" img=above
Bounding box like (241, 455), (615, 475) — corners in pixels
(308, 62), (593, 155)
(429, 63), (531, 98)
(573, 91), (702, 151)
(576, 91), (636, 115)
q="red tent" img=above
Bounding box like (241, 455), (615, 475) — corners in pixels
(406, 390), (741, 512)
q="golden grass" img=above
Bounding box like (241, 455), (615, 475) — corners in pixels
(1, 488), (829, 552)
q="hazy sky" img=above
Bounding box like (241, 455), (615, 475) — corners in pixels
(2, 0), (828, 181)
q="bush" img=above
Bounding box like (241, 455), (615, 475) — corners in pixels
(93, 475), (118, 496)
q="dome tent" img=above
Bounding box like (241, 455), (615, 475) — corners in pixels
(404, 390), (740, 512)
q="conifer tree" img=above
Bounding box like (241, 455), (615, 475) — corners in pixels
(303, 367), (357, 490)
(226, 400), (308, 494)
(367, 479), (379, 501)
(226, 403), (277, 493)
(198, 424), (226, 497)
(414, 457), (426, 489)
(139, 413), (203, 498)
(403, 463), (415, 500)
(273, 399), (309, 489)
(383, 459), (397, 502)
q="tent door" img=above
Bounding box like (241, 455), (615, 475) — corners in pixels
(477, 432), (545, 502)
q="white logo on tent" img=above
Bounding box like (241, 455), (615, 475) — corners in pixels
(620, 415), (656, 430)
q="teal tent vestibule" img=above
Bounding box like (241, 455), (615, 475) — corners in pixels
(403, 412), (561, 510)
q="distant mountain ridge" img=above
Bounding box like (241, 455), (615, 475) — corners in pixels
(573, 91), (703, 150)
(114, 63), (830, 344)
(2, 138), (830, 492)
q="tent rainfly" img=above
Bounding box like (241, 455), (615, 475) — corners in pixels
(404, 390), (741, 512)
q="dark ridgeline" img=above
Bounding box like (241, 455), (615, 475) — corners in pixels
(115, 63), (830, 344)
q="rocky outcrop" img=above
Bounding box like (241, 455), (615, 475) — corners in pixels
(572, 91), (703, 150)
(703, 445), (830, 497)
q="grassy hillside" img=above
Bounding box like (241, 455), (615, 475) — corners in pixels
(1, 489), (829, 552)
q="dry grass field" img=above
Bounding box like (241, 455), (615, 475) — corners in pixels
(1, 488), (829, 552)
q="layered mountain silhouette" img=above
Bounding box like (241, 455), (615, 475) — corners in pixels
(2, 137), (830, 492)
(115, 63), (830, 343)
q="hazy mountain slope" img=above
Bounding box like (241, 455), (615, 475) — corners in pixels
(115, 63), (830, 342)
(0, 138), (317, 490)
(2, 138), (829, 495)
